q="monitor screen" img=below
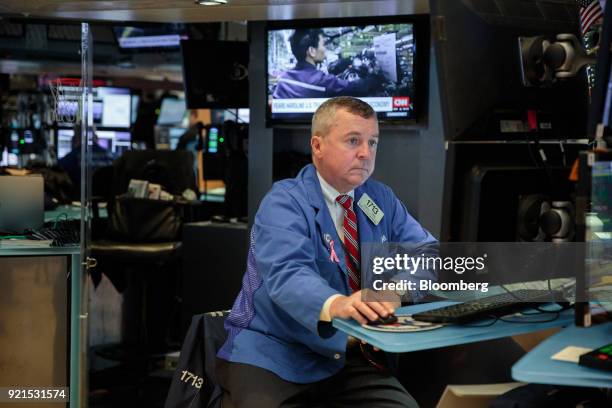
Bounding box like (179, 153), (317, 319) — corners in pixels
(96, 130), (131, 156)
(266, 16), (429, 124)
(114, 24), (188, 50)
(154, 126), (187, 150)
(0, 150), (18, 166)
(181, 40), (249, 109)
(157, 98), (186, 126)
(96, 87), (131, 129)
(56, 128), (74, 159)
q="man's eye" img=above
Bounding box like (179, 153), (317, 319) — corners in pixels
(369, 140), (378, 148)
(348, 138), (359, 145)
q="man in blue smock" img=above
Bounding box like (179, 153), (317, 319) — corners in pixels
(217, 97), (436, 407)
(272, 29), (376, 99)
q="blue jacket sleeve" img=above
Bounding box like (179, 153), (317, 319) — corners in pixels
(252, 184), (341, 335)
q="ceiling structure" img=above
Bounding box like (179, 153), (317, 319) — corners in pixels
(0, 0), (429, 88)
(0, 0), (429, 23)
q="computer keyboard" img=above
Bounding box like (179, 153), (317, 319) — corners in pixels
(412, 289), (566, 324)
(25, 220), (80, 247)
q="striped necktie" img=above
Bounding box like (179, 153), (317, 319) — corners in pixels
(336, 194), (360, 293)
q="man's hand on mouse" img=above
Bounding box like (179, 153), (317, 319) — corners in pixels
(329, 289), (400, 326)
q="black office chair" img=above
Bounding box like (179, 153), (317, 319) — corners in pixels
(90, 150), (197, 356)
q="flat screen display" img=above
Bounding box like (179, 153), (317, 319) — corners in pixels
(158, 98), (186, 126)
(57, 128), (130, 158)
(267, 17), (428, 124)
(55, 86), (131, 128)
(181, 40), (249, 109)
(97, 87), (131, 128)
(56, 128), (74, 159)
(114, 24), (188, 49)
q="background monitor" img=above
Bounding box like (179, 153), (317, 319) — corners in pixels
(96, 130), (131, 157)
(96, 87), (131, 129)
(0, 150), (18, 166)
(57, 128), (130, 159)
(154, 126), (187, 150)
(266, 15), (429, 124)
(181, 40), (249, 109)
(157, 98), (186, 126)
(114, 24), (188, 50)
(56, 128), (74, 159)
(431, 0), (589, 141)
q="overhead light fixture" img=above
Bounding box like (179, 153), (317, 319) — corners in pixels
(196, 0), (227, 5)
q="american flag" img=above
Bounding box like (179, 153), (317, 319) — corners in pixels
(578, 0), (604, 36)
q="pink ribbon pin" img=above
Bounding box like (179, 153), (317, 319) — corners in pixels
(329, 240), (340, 263)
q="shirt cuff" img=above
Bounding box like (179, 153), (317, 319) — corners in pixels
(319, 294), (343, 322)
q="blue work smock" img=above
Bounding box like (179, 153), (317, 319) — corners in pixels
(217, 164), (437, 383)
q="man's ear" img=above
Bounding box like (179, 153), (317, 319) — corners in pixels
(307, 46), (316, 59)
(311, 135), (322, 158)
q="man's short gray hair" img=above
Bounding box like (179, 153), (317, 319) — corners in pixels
(311, 96), (376, 137)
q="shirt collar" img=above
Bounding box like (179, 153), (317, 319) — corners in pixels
(316, 171), (354, 206)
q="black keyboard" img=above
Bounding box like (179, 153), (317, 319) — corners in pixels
(412, 289), (565, 324)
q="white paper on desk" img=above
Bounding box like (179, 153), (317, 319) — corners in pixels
(551, 346), (592, 363)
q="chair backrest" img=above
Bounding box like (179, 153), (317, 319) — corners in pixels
(112, 150), (196, 197)
(165, 310), (230, 408)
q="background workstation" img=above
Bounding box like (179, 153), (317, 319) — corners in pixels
(0, 0), (610, 407)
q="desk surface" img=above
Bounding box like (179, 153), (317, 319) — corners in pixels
(332, 301), (574, 353)
(0, 245), (79, 255)
(512, 322), (612, 388)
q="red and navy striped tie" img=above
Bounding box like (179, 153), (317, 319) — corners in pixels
(336, 194), (361, 293)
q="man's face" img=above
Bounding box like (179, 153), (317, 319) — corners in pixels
(312, 108), (379, 193)
(308, 34), (327, 64)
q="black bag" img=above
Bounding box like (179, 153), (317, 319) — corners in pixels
(164, 311), (230, 408)
(108, 195), (184, 242)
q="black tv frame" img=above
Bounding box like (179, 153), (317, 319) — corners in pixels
(265, 14), (430, 127)
(181, 40), (249, 110)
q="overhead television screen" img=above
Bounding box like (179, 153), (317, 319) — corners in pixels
(181, 40), (249, 109)
(114, 24), (188, 50)
(267, 16), (428, 124)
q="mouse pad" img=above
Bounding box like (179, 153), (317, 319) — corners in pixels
(361, 314), (444, 332)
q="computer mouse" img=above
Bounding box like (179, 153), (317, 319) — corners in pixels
(368, 314), (398, 325)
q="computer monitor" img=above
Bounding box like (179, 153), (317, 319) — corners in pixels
(56, 128), (74, 159)
(154, 126), (187, 150)
(431, 0), (589, 141)
(57, 128), (130, 159)
(96, 87), (131, 129)
(96, 130), (131, 157)
(0, 150), (18, 167)
(157, 98), (186, 126)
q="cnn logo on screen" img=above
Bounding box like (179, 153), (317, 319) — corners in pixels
(392, 97), (410, 108)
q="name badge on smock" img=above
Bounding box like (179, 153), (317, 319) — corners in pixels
(357, 193), (384, 225)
